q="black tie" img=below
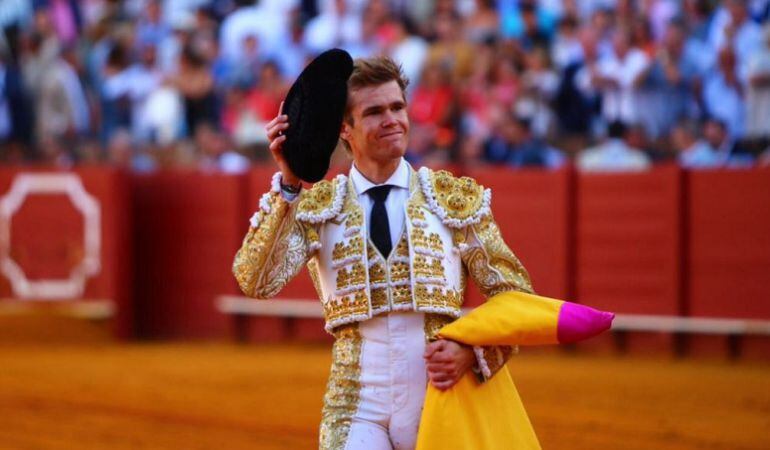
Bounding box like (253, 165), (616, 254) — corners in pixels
(367, 185), (393, 258)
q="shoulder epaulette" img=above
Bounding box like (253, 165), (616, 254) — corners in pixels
(296, 174), (348, 223)
(417, 167), (491, 228)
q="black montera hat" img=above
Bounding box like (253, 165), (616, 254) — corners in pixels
(282, 48), (354, 183)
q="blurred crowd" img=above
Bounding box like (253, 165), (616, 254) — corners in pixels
(1, 0), (770, 172)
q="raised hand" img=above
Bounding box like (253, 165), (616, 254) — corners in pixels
(265, 101), (301, 187)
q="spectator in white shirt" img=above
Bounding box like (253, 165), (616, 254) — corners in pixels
(745, 24), (770, 138)
(592, 27), (650, 125)
(104, 43), (164, 144)
(303, 0), (363, 55)
(703, 49), (746, 138)
(703, 117), (754, 167)
(670, 119), (723, 168)
(219, 0), (290, 63)
(577, 120), (652, 171)
(709, 0), (763, 80)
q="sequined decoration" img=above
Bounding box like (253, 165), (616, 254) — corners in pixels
(298, 179), (335, 215)
(423, 313), (454, 342)
(430, 170), (485, 221)
(466, 215), (534, 296)
(307, 257), (324, 299)
(259, 216), (311, 298)
(232, 192), (293, 298)
(319, 324), (363, 450)
(478, 345), (516, 379)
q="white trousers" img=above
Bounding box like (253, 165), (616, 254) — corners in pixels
(343, 312), (428, 450)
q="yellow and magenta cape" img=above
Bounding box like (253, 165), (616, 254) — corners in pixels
(416, 291), (614, 450)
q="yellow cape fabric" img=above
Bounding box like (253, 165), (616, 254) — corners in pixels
(439, 291), (564, 346)
(416, 370), (541, 450)
(416, 291), (567, 450)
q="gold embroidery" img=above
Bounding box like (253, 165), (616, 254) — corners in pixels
(367, 238), (378, 259)
(369, 262), (386, 284)
(407, 202), (426, 221)
(476, 345), (515, 381)
(370, 287), (388, 311)
(307, 226), (321, 249)
(394, 234), (409, 257)
(392, 285), (412, 307)
(412, 228), (429, 248)
(324, 291), (369, 324)
(335, 263), (366, 291)
(345, 208), (363, 228)
(232, 192), (293, 298)
(390, 261), (410, 283)
(429, 170), (485, 221)
(307, 257), (324, 299)
(465, 215), (533, 296)
(413, 255), (446, 280)
(423, 313), (454, 342)
(298, 179), (336, 216)
(332, 236), (364, 263)
(428, 233), (443, 252)
(414, 285), (462, 310)
(260, 217), (309, 297)
(320, 324), (362, 450)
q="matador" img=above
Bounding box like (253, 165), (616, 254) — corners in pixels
(233, 55), (536, 450)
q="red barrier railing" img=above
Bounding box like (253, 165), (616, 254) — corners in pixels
(131, 171), (248, 339)
(2, 165), (769, 345)
(687, 168), (770, 319)
(575, 165), (683, 315)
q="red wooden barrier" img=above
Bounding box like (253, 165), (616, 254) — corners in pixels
(686, 168), (770, 359)
(576, 165), (683, 315)
(0, 167), (132, 338)
(464, 167), (572, 305)
(5, 163), (768, 358)
(687, 168), (770, 319)
(132, 171), (248, 339)
(575, 165), (684, 354)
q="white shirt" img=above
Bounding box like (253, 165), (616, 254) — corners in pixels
(577, 138), (651, 172)
(679, 141), (725, 169)
(219, 5), (291, 62)
(349, 158), (411, 251)
(596, 48), (650, 124)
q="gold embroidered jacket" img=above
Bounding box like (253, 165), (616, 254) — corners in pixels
(233, 167), (534, 379)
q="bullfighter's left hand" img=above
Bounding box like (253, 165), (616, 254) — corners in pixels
(424, 339), (476, 391)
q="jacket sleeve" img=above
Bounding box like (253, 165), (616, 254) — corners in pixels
(458, 212), (534, 381)
(232, 177), (319, 299)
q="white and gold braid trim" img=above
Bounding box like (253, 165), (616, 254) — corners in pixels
(296, 174), (348, 223)
(417, 305), (462, 316)
(270, 171), (283, 192)
(390, 255), (411, 264)
(334, 284), (368, 296)
(413, 247), (444, 258)
(414, 275), (446, 285)
(343, 227), (361, 237)
(331, 255), (361, 270)
(249, 172), (284, 227)
(325, 313), (371, 333)
(473, 346), (492, 379)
